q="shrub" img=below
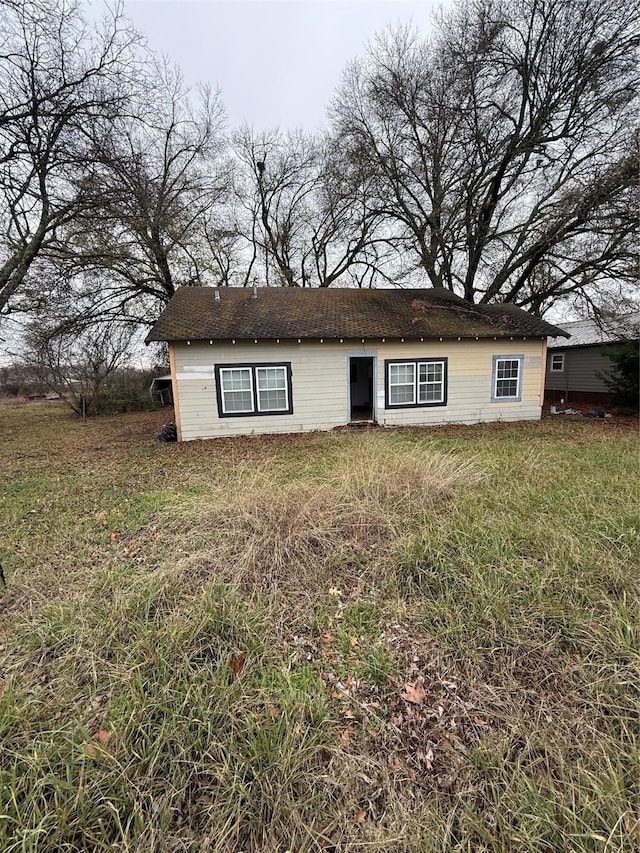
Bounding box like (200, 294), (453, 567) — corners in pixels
(603, 340), (640, 412)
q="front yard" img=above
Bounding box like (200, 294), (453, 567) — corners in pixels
(0, 401), (638, 852)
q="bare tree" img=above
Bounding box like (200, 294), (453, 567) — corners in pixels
(331, 0), (639, 312)
(23, 315), (138, 416)
(59, 61), (232, 320)
(0, 0), (140, 315)
(233, 127), (389, 288)
(233, 127), (318, 287)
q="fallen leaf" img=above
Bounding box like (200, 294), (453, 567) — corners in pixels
(341, 727), (354, 741)
(229, 653), (245, 675)
(95, 511), (107, 524)
(348, 635), (358, 648)
(401, 682), (425, 705)
(82, 743), (98, 758)
(94, 729), (112, 745)
(422, 746), (435, 770)
(322, 631), (334, 644)
(109, 532), (119, 542)
(367, 728), (379, 737)
(355, 809), (367, 823)
(269, 705), (281, 719)
(473, 715), (486, 727)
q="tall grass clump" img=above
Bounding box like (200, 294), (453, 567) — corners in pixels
(179, 434), (480, 592)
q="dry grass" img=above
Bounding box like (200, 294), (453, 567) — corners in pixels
(178, 435), (481, 592)
(0, 402), (638, 852)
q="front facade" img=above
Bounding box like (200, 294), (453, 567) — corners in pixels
(171, 337), (547, 441)
(148, 287), (566, 441)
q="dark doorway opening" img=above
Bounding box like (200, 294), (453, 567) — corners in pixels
(349, 357), (374, 422)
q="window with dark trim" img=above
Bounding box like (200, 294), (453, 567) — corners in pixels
(214, 363), (293, 417)
(384, 358), (448, 409)
(491, 355), (524, 402)
(549, 353), (564, 372)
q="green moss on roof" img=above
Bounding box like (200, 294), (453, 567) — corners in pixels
(145, 287), (568, 343)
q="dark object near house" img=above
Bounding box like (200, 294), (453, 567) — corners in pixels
(0, 561), (6, 587)
(157, 422), (177, 442)
(582, 410), (605, 418)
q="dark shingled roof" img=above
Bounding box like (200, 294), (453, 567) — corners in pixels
(145, 287), (568, 343)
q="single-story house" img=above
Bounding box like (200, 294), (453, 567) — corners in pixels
(545, 313), (639, 406)
(145, 287), (567, 441)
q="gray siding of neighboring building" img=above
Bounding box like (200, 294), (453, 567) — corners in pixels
(545, 344), (621, 395)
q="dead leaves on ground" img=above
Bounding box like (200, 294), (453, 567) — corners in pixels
(300, 618), (491, 803)
(400, 682), (426, 705)
(228, 652), (246, 676)
(82, 727), (116, 759)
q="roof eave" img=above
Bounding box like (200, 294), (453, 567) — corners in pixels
(147, 332), (552, 344)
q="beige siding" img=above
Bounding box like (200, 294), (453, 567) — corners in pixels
(173, 338), (545, 441)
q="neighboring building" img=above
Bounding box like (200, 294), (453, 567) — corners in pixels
(545, 314), (640, 406)
(145, 287), (567, 442)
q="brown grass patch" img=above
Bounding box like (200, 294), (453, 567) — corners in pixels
(178, 435), (481, 593)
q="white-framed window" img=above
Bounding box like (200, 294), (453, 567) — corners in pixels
(385, 359), (447, 408)
(418, 361), (445, 403)
(491, 355), (524, 402)
(216, 363), (292, 417)
(388, 362), (416, 405)
(255, 366), (288, 412)
(219, 367), (254, 414)
(550, 353), (564, 372)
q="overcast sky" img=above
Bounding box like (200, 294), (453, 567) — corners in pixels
(119, 0), (438, 131)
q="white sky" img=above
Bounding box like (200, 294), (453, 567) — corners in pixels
(118, 0), (438, 130)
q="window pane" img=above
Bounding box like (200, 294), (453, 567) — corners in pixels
(221, 368), (251, 391)
(390, 364), (415, 385)
(497, 360), (519, 379)
(223, 390), (253, 412)
(255, 367), (287, 411)
(418, 362), (444, 403)
(220, 368), (253, 413)
(422, 363), (442, 382)
(496, 379), (518, 397)
(419, 383), (443, 402)
(256, 367), (286, 391)
(495, 358), (520, 399)
(258, 389), (287, 410)
(390, 384), (414, 405)
(389, 363), (415, 405)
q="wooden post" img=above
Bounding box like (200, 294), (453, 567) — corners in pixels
(168, 342), (183, 442)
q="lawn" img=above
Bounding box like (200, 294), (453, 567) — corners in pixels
(0, 400), (638, 852)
